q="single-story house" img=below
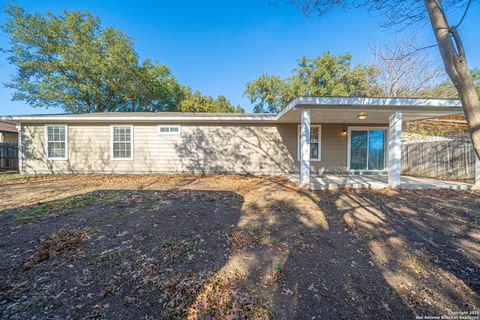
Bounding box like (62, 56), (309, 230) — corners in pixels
(2, 97), (479, 188)
(0, 120), (18, 144)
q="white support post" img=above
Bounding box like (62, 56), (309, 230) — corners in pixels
(300, 109), (311, 187)
(475, 154), (480, 189)
(388, 112), (402, 188)
(16, 122), (23, 174)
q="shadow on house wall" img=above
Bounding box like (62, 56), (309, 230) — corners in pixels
(21, 124), (113, 174)
(174, 125), (297, 175)
(20, 123), (358, 175)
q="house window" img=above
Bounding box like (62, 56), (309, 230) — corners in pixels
(158, 125), (181, 135)
(45, 124), (67, 160)
(111, 125), (133, 160)
(297, 125), (321, 161)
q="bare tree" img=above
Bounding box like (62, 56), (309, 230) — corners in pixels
(287, 0), (480, 158)
(370, 34), (442, 97)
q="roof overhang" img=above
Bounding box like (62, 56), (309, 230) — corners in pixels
(1, 113), (277, 123)
(276, 97), (463, 123)
(0, 97), (464, 124)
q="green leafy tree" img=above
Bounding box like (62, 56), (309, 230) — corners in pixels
(3, 3), (243, 114)
(178, 91), (244, 113)
(4, 3), (137, 112)
(244, 74), (291, 113)
(421, 69), (480, 99)
(122, 59), (186, 112)
(245, 52), (379, 113)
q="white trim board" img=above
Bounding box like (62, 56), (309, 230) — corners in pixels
(277, 97), (462, 121)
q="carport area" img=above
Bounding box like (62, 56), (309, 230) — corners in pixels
(286, 173), (476, 190)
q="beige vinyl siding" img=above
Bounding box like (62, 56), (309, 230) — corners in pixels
(314, 123), (348, 173)
(20, 122), (387, 174)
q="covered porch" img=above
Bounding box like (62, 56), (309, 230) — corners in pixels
(278, 97), (480, 189)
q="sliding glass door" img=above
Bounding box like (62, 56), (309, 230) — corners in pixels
(349, 129), (386, 170)
(350, 131), (368, 170)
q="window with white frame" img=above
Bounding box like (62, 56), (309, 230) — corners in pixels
(45, 124), (67, 159)
(111, 125), (133, 160)
(297, 125), (321, 161)
(158, 125), (181, 135)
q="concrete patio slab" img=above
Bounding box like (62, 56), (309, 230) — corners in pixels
(286, 174), (476, 190)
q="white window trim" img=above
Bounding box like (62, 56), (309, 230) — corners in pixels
(158, 125), (181, 135)
(347, 126), (388, 171)
(44, 124), (68, 160)
(297, 124), (321, 161)
(110, 125), (134, 161)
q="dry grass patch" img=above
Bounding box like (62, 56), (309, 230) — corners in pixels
(22, 228), (85, 270)
(157, 271), (271, 319)
(187, 273), (271, 320)
(229, 231), (258, 251)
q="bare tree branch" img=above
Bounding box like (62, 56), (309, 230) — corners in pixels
(455, 0), (472, 28)
(370, 34), (443, 97)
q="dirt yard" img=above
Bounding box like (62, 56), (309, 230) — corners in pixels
(0, 174), (479, 319)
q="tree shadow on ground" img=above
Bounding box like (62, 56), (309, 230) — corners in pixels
(312, 190), (478, 317)
(0, 188), (245, 319)
(227, 178), (417, 319)
(257, 177), (479, 318)
(0, 176), (478, 319)
(339, 189), (480, 294)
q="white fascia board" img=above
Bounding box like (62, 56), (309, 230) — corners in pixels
(0, 115), (277, 122)
(285, 96), (461, 108)
(276, 97), (462, 121)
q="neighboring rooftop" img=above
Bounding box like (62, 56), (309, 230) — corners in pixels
(0, 121), (17, 133)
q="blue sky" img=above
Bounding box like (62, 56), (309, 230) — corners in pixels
(0, 0), (479, 115)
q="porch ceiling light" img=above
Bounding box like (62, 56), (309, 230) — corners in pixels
(357, 112), (368, 120)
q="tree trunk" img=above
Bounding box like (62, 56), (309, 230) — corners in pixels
(424, 0), (480, 159)
(95, 90), (102, 113)
(85, 93), (91, 113)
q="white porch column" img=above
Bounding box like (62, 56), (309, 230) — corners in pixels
(300, 109), (311, 187)
(388, 112), (402, 188)
(475, 154), (480, 189)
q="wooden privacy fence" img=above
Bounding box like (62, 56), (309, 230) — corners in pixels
(0, 143), (19, 172)
(401, 140), (476, 182)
